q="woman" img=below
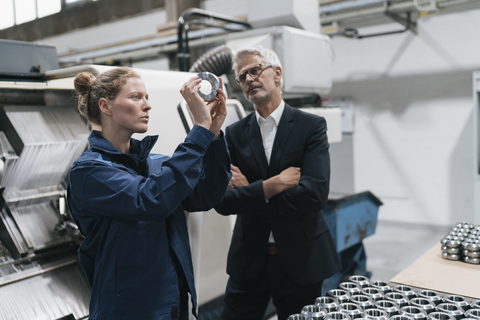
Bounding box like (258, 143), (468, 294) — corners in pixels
(67, 67), (231, 320)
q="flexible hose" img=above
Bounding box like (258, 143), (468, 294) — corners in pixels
(189, 45), (233, 76)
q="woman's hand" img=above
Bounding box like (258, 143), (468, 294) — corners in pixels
(180, 76), (227, 140)
(180, 76), (212, 130)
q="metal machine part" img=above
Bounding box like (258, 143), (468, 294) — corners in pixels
(471, 301), (480, 309)
(369, 280), (392, 294)
(443, 295), (471, 311)
(338, 302), (364, 319)
(374, 300), (400, 317)
(417, 290), (444, 306)
(427, 312), (456, 320)
(361, 287), (384, 302)
(197, 71), (220, 101)
(465, 309), (480, 319)
(339, 281), (362, 295)
(349, 275), (371, 288)
(361, 308), (389, 320)
(301, 304), (328, 320)
(384, 292), (409, 308)
(316, 296), (340, 312)
(399, 306), (428, 320)
(409, 298), (437, 314)
(325, 311), (352, 320)
(288, 314), (307, 320)
(435, 303), (464, 320)
(392, 285), (416, 299)
(390, 316), (415, 320)
(350, 294), (375, 310)
(327, 289), (351, 304)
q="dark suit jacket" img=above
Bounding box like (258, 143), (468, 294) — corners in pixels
(215, 104), (340, 286)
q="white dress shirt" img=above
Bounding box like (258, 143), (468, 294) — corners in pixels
(255, 100), (285, 243)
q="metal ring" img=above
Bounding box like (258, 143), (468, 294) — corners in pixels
(443, 295), (470, 311)
(374, 299), (400, 317)
(328, 289), (351, 304)
(464, 256), (480, 264)
(410, 297), (437, 314)
(361, 308), (389, 320)
(392, 284), (416, 299)
(361, 287), (384, 302)
(464, 240), (480, 251)
(316, 296), (340, 313)
(427, 311), (455, 320)
(436, 303), (464, 320)
(288, 313), (307, 320)
(442, 246), (460, 255)
(369, 280), (392, 294)
(339, 282), (362, 295)
(349, 294), (375, 310)
(417, 290), (443, 306)
(349, 275), (370, 288)
(442, 252), (461, 261)
(301, 304), (328, 320)
(197, 72), (220, 101)
(325, 311), (352, 320)
(464, 250), (480, 258)
(441, 238), (461, 248)
(471, 301), (480, 309)
(465, 308), (480, 319)
(391, 315), (415, 320)
(399, 306), (428, 320)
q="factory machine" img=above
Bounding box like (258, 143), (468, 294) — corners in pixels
(0, 0), (380, 318)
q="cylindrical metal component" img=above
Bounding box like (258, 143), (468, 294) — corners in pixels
(443, 295), (470, 311)
(463, 250), (480, 258)
(392, 285), (416, 300)
(196, 72), (220, 101)
(464, 240), (480, 251)
(441, 238), (462, 248)
(374, 299), (400, 317)
(427, 311), (455, 320)
(325, 311), (352, 320)
(349, 275), (370, 288)
(384, 292), (409, 308)
(435, 303), (464, 320)
(441, 252), (461, 261)
(316, 296), (340, 313)
(361, 287), (384, 302)
(338, 303), (363, 319)
(441, 246), (460, 255)
(301, 304), (328, 320)
(288, 313), (307, 320)
(399, 306), (428, 320)
(349, 294), (375, 310)
(339, 282), (362, 295)
(471, 301), (480, 309)
(464, 256), (480, 264)
(409, 297), (437, 314)
(361, 308), (389, 320)
(390, 315), (415, 320)
(328, 289), (351, 304)
(369, 280), (392, 294)
(465, 309), (480, 319)
(417, 290), (443, 306)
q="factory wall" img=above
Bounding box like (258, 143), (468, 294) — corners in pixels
(327, 9), (480, 226)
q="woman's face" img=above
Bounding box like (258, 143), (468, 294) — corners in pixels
(109, 77), (151, 135)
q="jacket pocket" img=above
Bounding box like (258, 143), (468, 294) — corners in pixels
(304, 217), (330, 239)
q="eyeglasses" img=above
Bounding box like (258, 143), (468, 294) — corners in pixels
(235, 64), (272, 84)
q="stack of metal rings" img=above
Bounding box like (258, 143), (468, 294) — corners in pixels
(287, 275), (480, 320)
(441, 222), (480, 264)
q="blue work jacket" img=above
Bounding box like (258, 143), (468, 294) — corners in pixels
(67, 126), (231, 320)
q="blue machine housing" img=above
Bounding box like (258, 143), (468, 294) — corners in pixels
(322, 191), (383, 293)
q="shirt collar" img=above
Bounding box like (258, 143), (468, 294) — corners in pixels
(255, 100), (285, 127)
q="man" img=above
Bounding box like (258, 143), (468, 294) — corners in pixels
(215, 46), (341, 320)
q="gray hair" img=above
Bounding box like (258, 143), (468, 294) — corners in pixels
(232, 46), (283, 87)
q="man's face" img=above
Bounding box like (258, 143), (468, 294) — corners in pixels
(235, 54), (279, 105)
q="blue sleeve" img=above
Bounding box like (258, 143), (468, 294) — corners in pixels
(182, 130), (232, 212)
(69, 125), (219, 221)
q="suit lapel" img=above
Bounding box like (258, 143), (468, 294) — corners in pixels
(269, 104), (294, 175)
(245, 114), (269, 178)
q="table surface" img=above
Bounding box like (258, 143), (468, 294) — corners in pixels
(390, 242), (480, 299)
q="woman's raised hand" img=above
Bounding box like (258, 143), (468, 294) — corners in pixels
(180, 76), (227, 140)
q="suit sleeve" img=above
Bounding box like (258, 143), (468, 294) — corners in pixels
(268, 116), (330, 216)
(215, 125), (270, 215)
(182, 131), (232, 212)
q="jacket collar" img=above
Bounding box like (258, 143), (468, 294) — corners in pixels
(88, 130), (158, 161)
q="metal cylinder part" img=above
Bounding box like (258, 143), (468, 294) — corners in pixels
(328, 289), (351, 304)
(443, 295), (470, 311)
(361, 308), (389, 320)
(374, 299), (400, 317)
(288, 313), (307, 320)
(471, 301), (480, 309)
(427, 312), (456, 320)
(392, 285), (416, 300)
(464, 256), (480, 264)
(325, 311), (352, 320)
(435, 303), (464, 320)
(399, 306), (428, 320)
(441, 238), (462, 248)
(441, 252), (461, 261)
(463, 250), (480, 258)
(442, 246), (460, 255)
(349, 294), (375, 310)
(464, 240), (480, 251)
(369, 280), (392, 294)
(339, 282), (362, 295)
(338, 303), (363, 319)
(465, 309), (480, 319)
(361, 287), (384, 302)
(316, 296), (340, 313)
(196, 72), (220, 101)
(417, 290), (443, 306)
(349, 275), (370, 288)
(384, 292), (409, 308)
(390, 315), (415, 320)
(409, 297), (437, 314)
(301, 304), (328, 320)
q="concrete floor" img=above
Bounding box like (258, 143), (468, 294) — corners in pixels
(268, 220), (450, 320)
